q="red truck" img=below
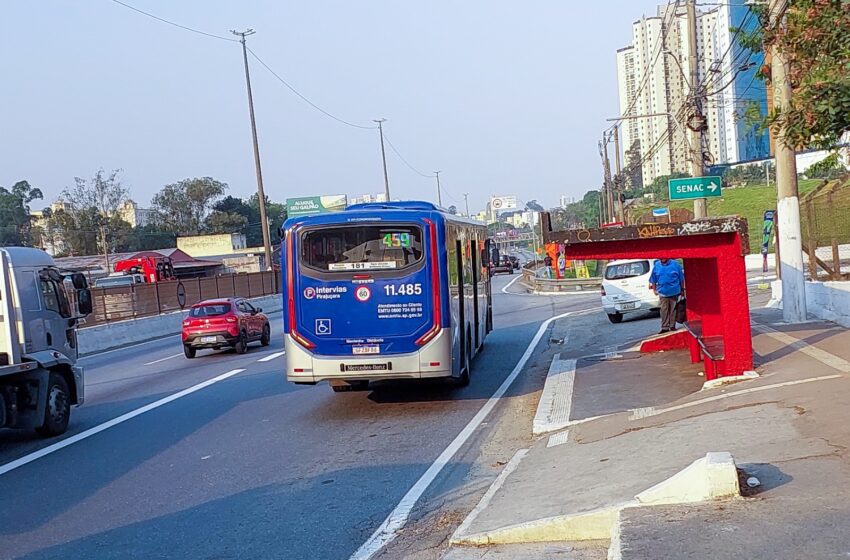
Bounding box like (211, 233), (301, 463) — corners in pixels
(113, 256), (176, 283)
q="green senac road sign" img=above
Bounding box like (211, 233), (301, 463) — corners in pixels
(668, 176), (723, 201)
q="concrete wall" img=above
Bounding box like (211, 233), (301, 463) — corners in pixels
(77, 294), (282, 355)
(770, 279), (850, 328)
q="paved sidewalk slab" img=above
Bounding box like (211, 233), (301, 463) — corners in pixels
(570, 350), (703, 422)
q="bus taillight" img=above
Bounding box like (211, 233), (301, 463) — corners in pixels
(416, 219), (442, 346)
(287, 229), (316, 350)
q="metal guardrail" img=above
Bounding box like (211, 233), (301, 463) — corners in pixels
(520, 268), (602, 293)
(74, 271), (280, 327)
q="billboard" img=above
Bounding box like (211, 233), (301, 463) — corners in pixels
(286, 194), (348, 217)
(490, 196), (517, 211)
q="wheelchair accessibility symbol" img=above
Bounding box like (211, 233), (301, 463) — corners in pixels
(315, 319), (332, 336)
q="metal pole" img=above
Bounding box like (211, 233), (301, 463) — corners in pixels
(463, 193), (470, 217)
(602, 134), (614, 223)
(232, 29), (273, 271)
(434, 171), (442, 207)
(374, 119), (391, 201)
(686, 0), (707, 219)
(770, 0), (807, 322)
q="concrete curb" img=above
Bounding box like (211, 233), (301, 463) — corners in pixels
(78, 294), (282, 355)
(452, 505), (626, 545)
(450, 452), (740, 549)
(635, 452), (740, 506)
(532, 355), (577, 436)
(701, 371), (759, 391)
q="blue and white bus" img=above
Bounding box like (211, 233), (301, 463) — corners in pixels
(282, 201), (492, 392)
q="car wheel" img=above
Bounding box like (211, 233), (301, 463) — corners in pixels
(36, 373), (70, 437)
(183, 345), (196, 359)
(234, 331), (248, 354)
(607, 313), (624, 324)
(260, 324), (271, 347)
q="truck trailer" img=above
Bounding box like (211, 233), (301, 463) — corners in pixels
(0, 247), (92, 437)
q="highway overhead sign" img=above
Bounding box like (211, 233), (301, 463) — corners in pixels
(668, 176), (723, 201)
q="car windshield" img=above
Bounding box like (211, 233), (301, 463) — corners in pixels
(605, 261), (650, 280)
(190, 303), (231, 317)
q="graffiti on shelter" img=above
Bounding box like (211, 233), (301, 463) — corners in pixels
(637, 224), (676, 239)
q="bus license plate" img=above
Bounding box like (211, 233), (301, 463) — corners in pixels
(353, 345), (380, 355)
(344, 363), (388, 372)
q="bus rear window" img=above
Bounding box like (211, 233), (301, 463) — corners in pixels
(302, 225), (424, 272)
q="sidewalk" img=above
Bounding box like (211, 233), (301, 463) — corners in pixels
(445, 307), (850, 559)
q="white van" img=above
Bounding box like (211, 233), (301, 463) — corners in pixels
(601, 259), (660, 323)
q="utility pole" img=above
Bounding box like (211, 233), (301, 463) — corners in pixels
(463, 193), (470, 217)
(686, 0), (707, 219)
(613, 125), (624, 223)
(434, 171), (442, 207)
(770, 0), (807, 322)
(232, 29), (273, 271)
(374, 119), (391, 202)
(599, 135), (614, 224)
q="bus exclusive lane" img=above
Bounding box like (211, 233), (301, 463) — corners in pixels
(0, 276), (596, 560)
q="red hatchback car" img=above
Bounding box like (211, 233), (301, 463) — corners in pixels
(182, 298), (270, 358)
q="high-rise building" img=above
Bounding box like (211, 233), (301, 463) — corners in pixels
(616, 3), (770, 185)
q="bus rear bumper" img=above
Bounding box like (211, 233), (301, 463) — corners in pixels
(285, 328), (454, 383)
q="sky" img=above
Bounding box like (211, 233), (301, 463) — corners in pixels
(1, 0), (661, 215)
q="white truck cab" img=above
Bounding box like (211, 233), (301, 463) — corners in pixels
(0, 247), (93, 437)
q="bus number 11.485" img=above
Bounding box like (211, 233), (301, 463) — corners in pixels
(384, 283), (423, 296)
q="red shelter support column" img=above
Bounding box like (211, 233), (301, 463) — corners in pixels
(717, 239), (754, 375)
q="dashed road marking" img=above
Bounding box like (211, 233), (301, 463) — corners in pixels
(144, 353), (183, 366)
(258, 351), (286, 362)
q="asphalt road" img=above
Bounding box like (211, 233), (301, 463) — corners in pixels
(0, 274), (654, 560)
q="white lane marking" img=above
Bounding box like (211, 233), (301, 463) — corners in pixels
(753, 323), (850, 372)
(349, 308), (594, 560)
(0, 368), (246, 477)
(532, 356), (577, 435)
(144, 353), (183, 366)
(501, 275), (522, 294)
(627, 374), (842, 422)
(547, 430), (571, 448)
(450, 448), (529, 543)
(258, 351), (286, 362)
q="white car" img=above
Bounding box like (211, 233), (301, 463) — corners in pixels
(601, 259), (660, 323)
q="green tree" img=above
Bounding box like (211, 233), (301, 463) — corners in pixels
(804, 153), (848, 180)
(44, 169), (129, 256)
(151, 177), (227, 235)
(743, 0), (850, 148)
(0, 180), (43, 247)
(248, 194), (286, 245)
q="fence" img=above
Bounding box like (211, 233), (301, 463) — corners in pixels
(77, 271), (280, 328)
(801, 177), (850, 280)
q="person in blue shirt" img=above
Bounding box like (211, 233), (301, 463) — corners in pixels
(649, 258), (685, 334)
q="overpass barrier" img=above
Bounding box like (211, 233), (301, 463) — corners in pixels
(520, 267), (602, 294)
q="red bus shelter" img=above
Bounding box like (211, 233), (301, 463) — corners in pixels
(541, 215), (753, 380)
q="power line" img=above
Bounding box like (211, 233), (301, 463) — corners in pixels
(246, 47), (376, 130)
(382, 135), (432, 178)
(108, 0), (237, 42)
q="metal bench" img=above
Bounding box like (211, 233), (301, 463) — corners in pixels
(683, 320), (725, 378)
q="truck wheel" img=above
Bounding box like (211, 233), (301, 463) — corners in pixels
(36, 373), (70, 437)
(234, 331), (248, 354)
(607, 313), (624, 324)
(260, 324), (271, 347)
(184, 345), (196, 359)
